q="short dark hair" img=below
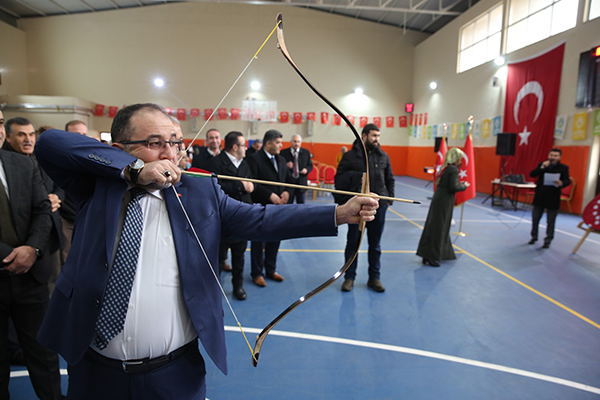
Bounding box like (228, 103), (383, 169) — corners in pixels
(5, 117), (35, 136)
(550, 148), (562, 155)
(263, 129), (282, 144)
(65, 120), (86, 131)
(361, 123), (379, 135)
(110, 103), (169, 143)
(224, 131), (244, 151)
(206, 129), (219, 140)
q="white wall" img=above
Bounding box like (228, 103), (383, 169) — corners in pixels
(0, 21), (29, 97)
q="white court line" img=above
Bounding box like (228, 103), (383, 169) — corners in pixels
(396, 181), (600, 245)
(226, 326), (600, 395)
(10, 368), (68, 378)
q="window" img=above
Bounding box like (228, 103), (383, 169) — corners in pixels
(458, 4), (503, 73)
(589, 0), (600, 21)
(506, 0), (578, 53)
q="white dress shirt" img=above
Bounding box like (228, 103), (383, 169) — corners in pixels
(95, 188), (196, 360)
(225, 151), (242, 169)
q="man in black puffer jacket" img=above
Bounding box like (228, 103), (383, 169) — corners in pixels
(334, 123), (395, 293)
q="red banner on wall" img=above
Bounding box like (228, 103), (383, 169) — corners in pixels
(217, 108), (227, 120)
(347, 115), (355, 127)
(333, 114), (341, 126)
(399, 116), (408, 128)
(307, 112), (316, 122)
(204, 109), (214, 121)
(177, 108), (186, 121)
(321, 112), (329, 124)
(108, 106), (119, 118)
(230, 108), (240, 120)
(410, 114), (414, 126)
(502, 43), (565, 176)
(190, 108), (200, 118)
(373, 117), (381, 128)
(280, 111), (289, 123)
(164, 107), (172, 115)
(418, 113), (423, 126)
(424, 113), (428, 125)
(94, 104), (105, 117)
(293, 112), (302, 124)
(386, 116), (394, 128)
(359, 116), (368, 128)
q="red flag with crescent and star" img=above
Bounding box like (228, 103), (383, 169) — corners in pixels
(433, 136), (447, 192)
(502, 43), (564, 176)
(455, 134), (476, 206)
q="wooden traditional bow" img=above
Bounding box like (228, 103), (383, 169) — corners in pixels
(251, 13), (373, 366)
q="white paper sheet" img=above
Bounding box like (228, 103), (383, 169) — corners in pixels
(544, 173), (560, 187)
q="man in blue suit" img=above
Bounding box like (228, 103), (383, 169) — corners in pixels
(34, 103), (378, 399)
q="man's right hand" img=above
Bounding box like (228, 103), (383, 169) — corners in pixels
(541, 160), (551, 168)
(242, 181), (254, 193)
(133, 160), (181, 189)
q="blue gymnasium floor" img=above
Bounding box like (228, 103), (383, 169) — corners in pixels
(9, 176), (600, 399)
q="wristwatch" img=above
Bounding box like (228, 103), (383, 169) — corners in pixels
(127, 159), (145, 185)
(29, 246), (42, 258)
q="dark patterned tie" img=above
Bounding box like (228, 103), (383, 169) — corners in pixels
(292, 150), (299, 179)
(94, 188), (146, 350)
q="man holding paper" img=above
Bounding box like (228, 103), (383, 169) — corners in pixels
(528, 148), (570, 248)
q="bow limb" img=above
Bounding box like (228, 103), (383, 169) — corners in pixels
(252, 13), (371, 366)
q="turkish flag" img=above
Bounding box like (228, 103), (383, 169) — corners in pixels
(217, 108), (227, 120)
(424, 113), (428, 125)
(307, 112), (316, 122)
(455, 134), (476, 206)
(347, 115), (355, 127)
(386, 116), (394, 128)
(373, 117), (381, 128)
(293, 112), (302, 124)
(320, 112), (329, 124)
(94, 104), (105, 116)
(503, 43), (564, 176)
(108, 106), (119, 118)
(230, 108), (240, 120)
(333, 114), (341, 126)
(359, 116), (368, 128)
(190, 108), (200, 118)
(164, 108), (172, 115)
(433, 137), (447, 192)
(399, 116), (407, 128)
(204, 109), (214, 121)
(177, 108), (186, 121)
(280, 112), (289, 123)
(409, 114), (414, 126)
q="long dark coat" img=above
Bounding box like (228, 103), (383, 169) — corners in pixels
(416, 165), (467, 262)
(530, 162), (570, 210)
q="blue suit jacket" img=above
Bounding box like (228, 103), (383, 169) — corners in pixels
(34, 130), (338, 374)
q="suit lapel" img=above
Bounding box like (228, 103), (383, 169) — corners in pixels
(1, 152), (24, 217)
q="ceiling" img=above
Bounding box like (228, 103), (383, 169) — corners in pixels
(0, 0), (479, 34)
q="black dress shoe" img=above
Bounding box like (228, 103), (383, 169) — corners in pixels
(422, 258), (440, 267)
(233, 286), (247, 300)
(528, 238), (537, 245)
(542, 242), (550, 249)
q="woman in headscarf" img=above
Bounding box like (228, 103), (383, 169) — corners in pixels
(416, 147), (470, 267)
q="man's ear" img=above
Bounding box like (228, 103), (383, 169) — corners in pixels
(111, 142), (124, 150)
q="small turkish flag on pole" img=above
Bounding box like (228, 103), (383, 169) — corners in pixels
(454, 133), (476, 206)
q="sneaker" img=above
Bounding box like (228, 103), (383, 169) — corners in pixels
(341, 279), (354, 292)
(367, 279), (385, 293)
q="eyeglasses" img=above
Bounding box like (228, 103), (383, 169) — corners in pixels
(119, 138), (185, 152)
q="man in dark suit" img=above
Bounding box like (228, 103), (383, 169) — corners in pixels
(280, 134), (313, 204)
(209, 131), (254, 300)
(246, 130), (294, 287)
(0, 148), (63, 399)
(4, 117), (65, 295)
(245, 139), (262, 157)
(191, 128), (221, 170)
(529, 148), (570, 249)
(34, 104), (378, 399)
